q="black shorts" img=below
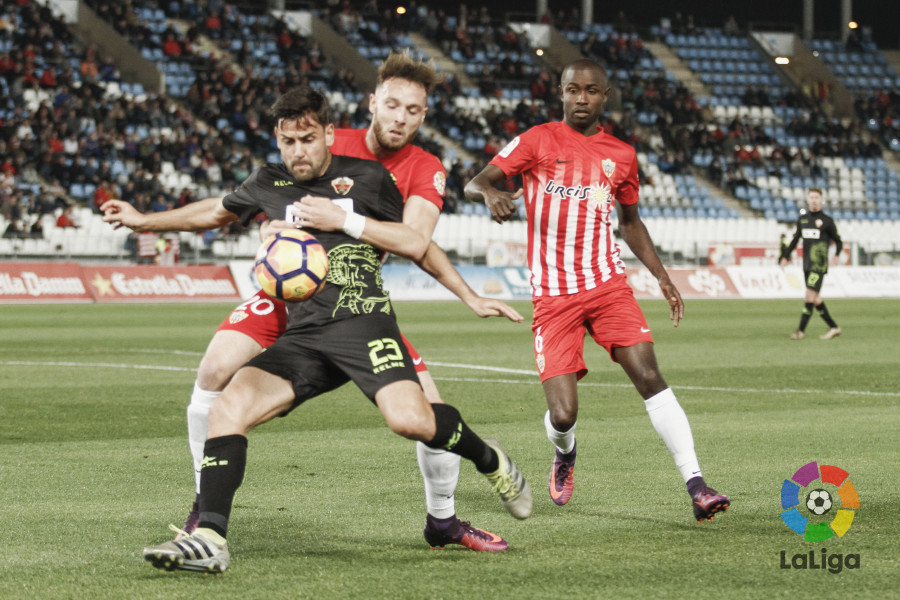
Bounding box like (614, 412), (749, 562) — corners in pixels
(804, 270), (825, 293)
(246, 312), (419, 410)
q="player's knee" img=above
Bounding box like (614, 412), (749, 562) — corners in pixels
(548, 406), (576, 431)
(385, 416), (430, 441)
(383, 403), (435, 441)
(196, 357), (236, 391)
(635, 375), (667, 400)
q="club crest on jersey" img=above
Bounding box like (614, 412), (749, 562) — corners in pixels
(228, 310), (249, 325)
(331, 176), (354, 195)
(602, 158), (616, 179)
(815, 218), (823, 228)
(433, 171), (446, 196)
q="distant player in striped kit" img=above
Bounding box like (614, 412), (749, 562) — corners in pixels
(465, 59), (729, 523)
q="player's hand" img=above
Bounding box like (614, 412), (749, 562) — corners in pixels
(779, 257), (788, 268)
(262, 219), (296, 238)
(484, 188), (524, 224)
(467, 297), (524, 322)
(261, 219), (296, 240)
(294, 195), (346, 231)
(658, 274), (684, 327)
(100, 200), (142, 230)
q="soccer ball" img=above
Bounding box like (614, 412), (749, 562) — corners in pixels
(254, 229), (329, 302)
(806, 489), (833, 516)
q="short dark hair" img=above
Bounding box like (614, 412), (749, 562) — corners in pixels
(560, 59), (608, 85)
(269, 86), (332, 128)
(808, 187), (824, 196)
(377, 50), (443, 95)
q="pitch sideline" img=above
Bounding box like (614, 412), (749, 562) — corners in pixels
(2, 354), (898, 399)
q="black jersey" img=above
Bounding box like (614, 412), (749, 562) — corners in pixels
(781, 209), (843, 274)
(222, 155), (404, 329)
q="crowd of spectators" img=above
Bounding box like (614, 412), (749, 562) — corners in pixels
(3, 0), (900, 244)
(855, 89), (900, 150)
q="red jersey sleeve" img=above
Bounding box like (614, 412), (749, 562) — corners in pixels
(400, 150), (445, 212)
(616, 152), (640, 206)
(489, 130), (538, 178)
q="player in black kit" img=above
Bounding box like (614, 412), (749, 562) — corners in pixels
(103, 87), (531, 572)
(779, 187), (843, 340)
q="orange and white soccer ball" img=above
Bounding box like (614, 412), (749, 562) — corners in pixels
(254, 229), (329, 302)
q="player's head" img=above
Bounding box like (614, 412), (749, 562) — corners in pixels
(559, 59), (610, 134)
(368, 51), (442, 152)
(270, 86), (335, 181)
(806, 187), (824, 212)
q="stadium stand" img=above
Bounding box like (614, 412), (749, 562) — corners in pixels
(1, 0), (898, 266)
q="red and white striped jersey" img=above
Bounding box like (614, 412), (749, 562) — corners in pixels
(490, 122), (639, 297)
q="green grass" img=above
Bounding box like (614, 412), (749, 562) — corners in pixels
(1, 299), (898, 599)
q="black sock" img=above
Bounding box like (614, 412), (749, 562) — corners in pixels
(816, 303), (838, 328)
(687, 475), (707, 497)
(198, 434), (248, 538)
(798, 302), (813, 332)
(426, 514), (458, 530)
(427, 404), (499, 474)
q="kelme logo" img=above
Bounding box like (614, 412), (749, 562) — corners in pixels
(780, 461), (859, 542)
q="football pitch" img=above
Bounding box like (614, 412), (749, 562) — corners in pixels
(1, 298), (897, 599)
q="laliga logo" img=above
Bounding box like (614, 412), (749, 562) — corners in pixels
(779, 461), (861, 573)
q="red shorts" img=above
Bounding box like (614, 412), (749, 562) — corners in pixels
(400, 333), (429, 373)
(216, 291), (429, 373)
(216, 290), (287, 347)
(531, 277), (653, 382)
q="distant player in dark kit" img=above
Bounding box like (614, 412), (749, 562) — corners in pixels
(779, 187), (843, 340)
(104, 86), (531, 572)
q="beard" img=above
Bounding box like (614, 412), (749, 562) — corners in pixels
(372, 119), (415, 152)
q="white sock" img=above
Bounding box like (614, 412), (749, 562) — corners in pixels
(644, 388), (702, 483)
(187, 383), (219, 494)
(416, 442), (460, 519)
(544, 410), (576, 454)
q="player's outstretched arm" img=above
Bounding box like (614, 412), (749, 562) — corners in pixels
(617, 201), (684, 326)
(416, 241), (524, 322)
(295, 195), (430, 261)
(464, 165), (523, 224)
(100, 197), (234, 233)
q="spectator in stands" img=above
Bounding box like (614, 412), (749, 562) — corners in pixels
(204, 9), (223, 38)
(57, 204), (79, 228)
(155, 236), (177, 265)
(149, 193), (170, 213)
(29, 215), (43, 238)
(3, 217), (22, 238)
(707, 154), (726, 186)
(92, 180), (116, 213)
(723, 15), (739, 36)
(162, 31), (183, 57)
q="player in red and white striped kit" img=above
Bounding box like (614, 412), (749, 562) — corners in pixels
(465, 59), (729, 523)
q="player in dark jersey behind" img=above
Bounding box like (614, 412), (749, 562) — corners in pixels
(779, 187), (843, 340)
(103, 86), (531, 573)
(465, 59), (729, 524)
